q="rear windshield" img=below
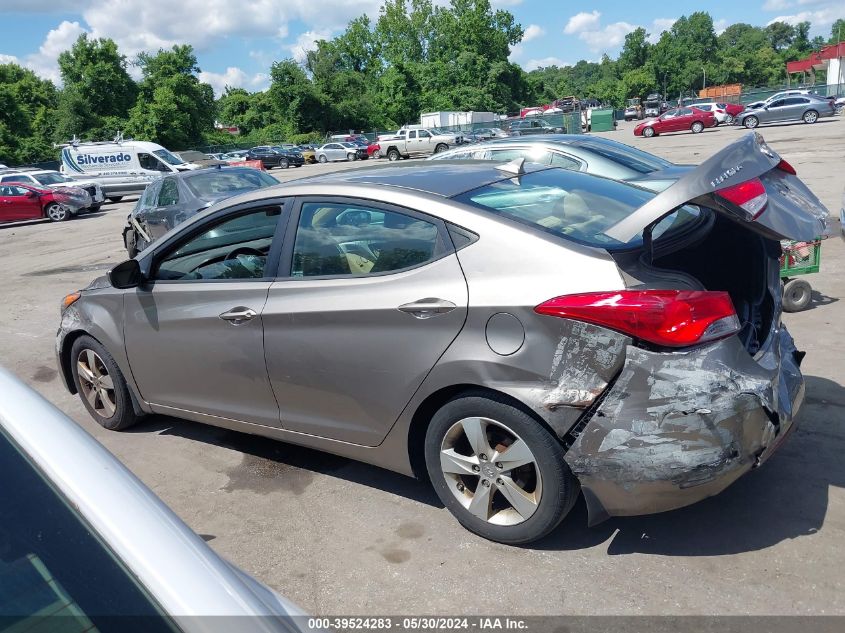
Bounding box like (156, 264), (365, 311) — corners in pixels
(184, 169), (277, 198)
(571, 138), (673, 174)
(33, 172), (70, 185)
(453, 169), (702, 250)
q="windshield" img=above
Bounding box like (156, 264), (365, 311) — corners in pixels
(572, 138), (673, 174)
(153, 149), (185, 166)
(33, 172), (71, 185)
(453, 169), (702, 250)
(184, 169), (278, 199)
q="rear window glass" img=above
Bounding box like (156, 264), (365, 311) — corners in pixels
(184, 169), (277, 198)
(571, 139), (673, 174)
(453, 169), (702, 250)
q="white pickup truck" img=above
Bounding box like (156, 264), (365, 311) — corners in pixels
(376, 128), (461, 161)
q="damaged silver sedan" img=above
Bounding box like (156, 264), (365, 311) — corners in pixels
(55, 133), (828, 544)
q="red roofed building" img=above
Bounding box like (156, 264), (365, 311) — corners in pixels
(787, 41), (845, 93)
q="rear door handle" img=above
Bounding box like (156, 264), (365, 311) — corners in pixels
(219, 306), (258, 325)
(398, 298), (456, 319)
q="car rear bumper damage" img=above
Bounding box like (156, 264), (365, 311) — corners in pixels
(562, 324), (804, 525)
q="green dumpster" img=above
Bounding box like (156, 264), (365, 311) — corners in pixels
(590, 108), (615, 132)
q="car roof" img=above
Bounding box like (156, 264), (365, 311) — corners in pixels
(282, 160), (551, 198)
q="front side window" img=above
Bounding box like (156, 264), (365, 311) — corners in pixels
(453, 169), (702, 251)
(0, 185), (31, 196)
(138, 153), (169, 172)
(292, 202), (440, 277)
(154, 206), (282, 281)
(418, 130), (431, 138)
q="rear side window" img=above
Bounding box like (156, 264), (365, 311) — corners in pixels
(157, 179), (179, 206)
(453, 169), (702, 250)
(292, 202), (441, 277)
(572, 139), (672, 174)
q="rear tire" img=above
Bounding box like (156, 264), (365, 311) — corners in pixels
(691, 121), (704, 133)
(387, 148), (401, 161)
(783, 278), (812, 312)
(107, 196), (123, 203)
(46, 203), (70, 222)
(803, 110), (818, 124)
(725, 114), (734, 124)
(70, 335), (141, 431)
(424, 393), (579, 545)
(279, 158), (289, 169)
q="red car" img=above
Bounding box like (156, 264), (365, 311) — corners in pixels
(0, 182), (79, 223)
(367, 142), (381, 158)
(634, 106), (716, 137)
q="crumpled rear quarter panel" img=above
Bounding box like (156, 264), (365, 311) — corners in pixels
(564, 326), (804, 524)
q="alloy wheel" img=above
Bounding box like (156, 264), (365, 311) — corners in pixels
(47, 203), (69, 222)
(744, 116), (758, 129)
(804, 111), (818, 124)
(76, 349), (116, 418)
(439, 416), (542, 526)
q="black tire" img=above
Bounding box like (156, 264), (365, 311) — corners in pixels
(803, 110), (818, 124)
(387, 148), (401, 161)
(347, 152), (357, 161)
(279, 158), (289, 169)
(88, 204), (102, 213)
(642, 126), (655, 138)
(725, 114), (734, 124)
(434, 143), (448, 154)
(318, 155), (328, 163)
(691, 121), (704, 133)
(70, 335), (141, 431)
(424, 393), (580, 545)
(783, 278), (812, 312)
(107, 196), (123, 203)
(125, 228), (139, 258)
(45, 202), (70, 222)
(743, 115), (759, 129)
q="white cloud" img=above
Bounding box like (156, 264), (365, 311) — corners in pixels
(7, 20), (88, 83)
(579, 21), (639, 51)
(0, 0), (89, 10)
(287, 30), (334, 63)
(647, 18), (676, 42)
(523, 57), (571, 71)
(198, 67), (270, 97)
(522, 24), (545, 43)
(768, 6), (842, 31)
(0, 54), (21, 65)
(491, 0), (523, 6)
(564, 11), (601, 35)
(713, 19), (730, 35)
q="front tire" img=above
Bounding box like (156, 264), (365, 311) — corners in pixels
(783, 278), (812, 312)
(424, 393), (579, 545)
(434, 143), (448, 154)
(803, 110), (818, 124)
(107, 196), (123, 203)
(70, 335), (140, 431)
(691, 121), (704, 133)
(347, 153), (357, 161)
(46, 203), (70, 222)
(744, 115), (759, 129)
(642, 127), (655, 138)
(318, 155), (328, 163)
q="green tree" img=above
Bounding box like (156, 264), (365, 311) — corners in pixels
(618, 28), (651, 75)
(0, 63), (58, 163)
(765, 21), (795, 51)
(830, 19), (845, 44)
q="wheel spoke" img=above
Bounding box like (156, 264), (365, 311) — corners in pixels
(76, 360), (95, 384)
(99, 389), (116, 416)
(496, 475), (540, 520)
(494, 439), (535, 472)
(85, 350), (101, 377)
(460, 417), (493, 458)
(440, 449), (479, 476)
(467, 481), (493, 520)
(98, 373), (114, 390)
(83, 383), (99, 409)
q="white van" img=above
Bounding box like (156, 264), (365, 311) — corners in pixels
(59, 138), (197, 201)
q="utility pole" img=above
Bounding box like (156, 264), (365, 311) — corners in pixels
(702, 67), (706, 91)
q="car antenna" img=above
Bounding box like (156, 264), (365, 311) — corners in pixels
(495, 157), (525, 178)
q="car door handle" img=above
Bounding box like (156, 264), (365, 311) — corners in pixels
(219, 307), (258, 325)
(398, 298), (456, 319)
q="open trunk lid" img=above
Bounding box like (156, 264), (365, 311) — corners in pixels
(605, 132), (829, 244)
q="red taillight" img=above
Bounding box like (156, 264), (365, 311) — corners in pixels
(535, 290), (740, 348)
(776, 158), (796, 175)
(716, 177), (768, 219)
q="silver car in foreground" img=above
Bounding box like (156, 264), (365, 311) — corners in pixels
(0, 367), (305, 631)
(56, 133), (828, 544)
(736, 94), (835, 128)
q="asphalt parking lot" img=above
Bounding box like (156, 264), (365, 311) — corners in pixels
(1, 118), (844, 616)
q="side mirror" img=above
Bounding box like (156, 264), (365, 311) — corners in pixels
(108, 259), (143, 289)
(26, 191), (38, 198)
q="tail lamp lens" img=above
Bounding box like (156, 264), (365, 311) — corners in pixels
(716, 177), (768, 219)
(535, 290), (740, 348)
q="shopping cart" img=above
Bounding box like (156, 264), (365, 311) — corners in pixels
(779, 237), (825, 312)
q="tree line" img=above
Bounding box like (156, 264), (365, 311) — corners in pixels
(1, 0), (842, 166)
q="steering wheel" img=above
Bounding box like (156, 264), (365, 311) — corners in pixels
(224, 246), (264, 261)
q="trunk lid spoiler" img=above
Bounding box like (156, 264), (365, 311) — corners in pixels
(605, 132), (829, 243)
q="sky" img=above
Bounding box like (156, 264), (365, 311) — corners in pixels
(0, 0), (842, 97)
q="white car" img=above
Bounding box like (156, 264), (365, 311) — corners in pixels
(0, 168), (105, 211)
(691, 102), (729, 125)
